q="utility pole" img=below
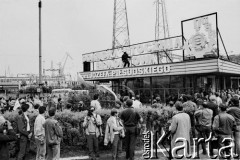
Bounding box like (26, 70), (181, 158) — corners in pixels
(38, 0), (42, 86)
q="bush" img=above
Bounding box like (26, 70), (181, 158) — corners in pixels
(3, 106), (170, 157)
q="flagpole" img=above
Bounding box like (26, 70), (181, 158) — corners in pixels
(38, 0), (42, 86)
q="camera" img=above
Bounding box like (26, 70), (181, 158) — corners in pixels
(3, 121), (8, 130)
(87, 109), (93, 117)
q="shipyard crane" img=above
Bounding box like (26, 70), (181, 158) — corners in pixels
(44, 61), (60, 77)
(58, 52), (73, 77)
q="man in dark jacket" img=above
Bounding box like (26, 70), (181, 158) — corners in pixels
(16, 103), (32, 160)
(0, 115), (17, 160)
(44, 107), (63, 160)
(227, 97), (240, 156)
(120, 99), (143, 160)
(122, 52), (131, 67)
(213, 104), (236, 159)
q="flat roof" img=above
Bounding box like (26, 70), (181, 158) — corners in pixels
(79, 58), (240, 81)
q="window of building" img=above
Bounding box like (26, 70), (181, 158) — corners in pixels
(152, 76), (170, 88)
(170, 76), (183, 88)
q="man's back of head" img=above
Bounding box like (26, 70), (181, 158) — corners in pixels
(219, 103), (227, 112)
(175, 101), (183, 111)
(230, 96), (239, 107)
(39, 106), (46, 115)
(126, 99), (133, 107)
(48, 107), (56, 117)
(93, 94), (99, 100)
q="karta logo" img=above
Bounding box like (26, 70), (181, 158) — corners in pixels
(142, 130), (239, 159)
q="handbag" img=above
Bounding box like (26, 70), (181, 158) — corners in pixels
(135, 110), (142, 136)
(135, 123), (141, 136)
(118, 118), (125, 138)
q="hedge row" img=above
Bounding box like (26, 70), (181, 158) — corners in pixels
(3, 106), (171, 157)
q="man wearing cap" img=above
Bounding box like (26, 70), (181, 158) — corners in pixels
(194, 99), (213, 157)
(0, 115), (17, 160)
(83, 106), (103, 159)
(213, 103), (236, 158)
(104, 108), (124, 160)
(120, 99), (143, 160)
(227, 97), (240, 155)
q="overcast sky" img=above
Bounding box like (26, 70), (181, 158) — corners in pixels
(0, 0), (240, 78)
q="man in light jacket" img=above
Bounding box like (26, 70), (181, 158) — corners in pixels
(104, 108), (125, 160)
(83, 106), (102, 160)
(34, 106), (46, 160)
(169, 101), (191, 158)
(44, 107), (63, 160)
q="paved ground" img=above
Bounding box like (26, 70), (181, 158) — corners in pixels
(59, 149), (217, 160)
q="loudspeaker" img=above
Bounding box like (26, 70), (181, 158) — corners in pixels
(83, 62), (90, 72)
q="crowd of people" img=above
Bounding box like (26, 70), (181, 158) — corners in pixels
(162, 91), (240, 159)
(0, 92), (144, 160)
(0, 100), (63, 160)
(0, 89), (240, 160)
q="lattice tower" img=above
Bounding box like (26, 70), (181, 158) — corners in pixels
(155, 0), (169, 39)
(155, 0), (172, 63)
(112, 0), (130, 49)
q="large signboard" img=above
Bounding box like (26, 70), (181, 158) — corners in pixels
(82, 36), (182, 71)
(81, 65), (171, 80)
(82, 13), (221, 73)
(80, 58), (223, 81)
(181, 13), (218, 59)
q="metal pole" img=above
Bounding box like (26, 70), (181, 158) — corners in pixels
(39, 0), (42, 85)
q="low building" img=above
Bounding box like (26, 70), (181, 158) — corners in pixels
(80, 13), (240, 103)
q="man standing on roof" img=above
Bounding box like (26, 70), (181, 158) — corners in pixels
(122, 52), (131, 68)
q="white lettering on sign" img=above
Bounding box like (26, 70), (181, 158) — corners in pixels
(81, 65), (171, 80)
(82, 37), (182, 63)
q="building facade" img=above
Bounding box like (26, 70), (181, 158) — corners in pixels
(80, 13), (240, 103)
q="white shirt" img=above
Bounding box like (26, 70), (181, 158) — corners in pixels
(113, 117), (121, 134)
(216, 97), (222, 106)
(27, 102), (34, 112)
(24, 112), (30, 131)
(13, 99), (21, 111)
(90, 100), (102, 110)
(132, 100), (142, 109)
(34, 114), (46, 138)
